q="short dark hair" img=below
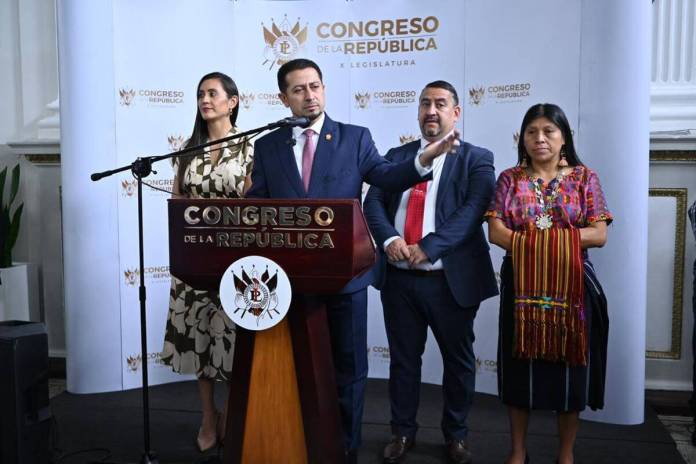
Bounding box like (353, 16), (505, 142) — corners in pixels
(277, 58), (323, 93)
(517, 103), (583, 167)
(423, 80), (459, 106)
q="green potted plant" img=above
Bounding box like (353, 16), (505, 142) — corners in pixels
(0, 164), (23, 268)
(0, 163), (35, 322)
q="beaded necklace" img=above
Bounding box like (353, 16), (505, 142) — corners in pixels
(528, 169), (566, 230)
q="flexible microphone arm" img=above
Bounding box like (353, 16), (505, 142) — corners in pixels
(90, 116), (310, 182)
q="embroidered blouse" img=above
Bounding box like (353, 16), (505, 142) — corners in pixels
(485, 165), (613, 232)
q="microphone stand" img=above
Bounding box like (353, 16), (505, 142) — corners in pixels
(89, 117), (298, 463)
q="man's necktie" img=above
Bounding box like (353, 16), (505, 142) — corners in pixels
(403, 181), (428, 244)
(301, 128), (316, 192)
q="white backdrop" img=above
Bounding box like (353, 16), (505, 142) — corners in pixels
(59, 0), (649, 424)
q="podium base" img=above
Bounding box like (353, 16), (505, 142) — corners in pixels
(223, 296), (345, 463)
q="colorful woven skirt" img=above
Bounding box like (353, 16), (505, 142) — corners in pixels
(511, 228), (587, 366)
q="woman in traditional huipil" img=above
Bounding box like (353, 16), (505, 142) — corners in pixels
(486, 103), (611, 464)
(161, 71), (253, 453)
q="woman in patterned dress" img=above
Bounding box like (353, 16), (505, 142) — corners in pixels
(486, 104), (612, 464)
(161, 72), (253, 452)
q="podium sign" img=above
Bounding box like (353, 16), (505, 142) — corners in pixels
(169, 198), (374, 293)
(168, 198), (375, 464)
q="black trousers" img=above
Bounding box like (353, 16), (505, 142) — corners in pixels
(381, 267), (478, 441)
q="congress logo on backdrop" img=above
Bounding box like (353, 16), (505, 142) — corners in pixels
(469, 83), (532, 106)
(475, 357), (497, 374)
(121, 179), (137, 197)
(126, 354), (141, 372)
(354, 92), (371, 109)
(354, 89), (416, 109)
(399, 135), (420, 145)
(167, 135), (186, 152)
(240, 92), (255, 110)
(116, 87), (185, 108)
(125, 352), (165, 373)
(119, 89), (136, 106)
(123, 265), (170, 286)
(262, 15), (308, 70)
(316, 16), (440, 69)
(219, 256), (292, 331)
(468, 86), (485, 106)
(238, 91), (284, 110)
(144, 178), (174, 196)
(124, 268), (139, 286)
(121, 176), (174, 199)
(368, 345), (391, 364)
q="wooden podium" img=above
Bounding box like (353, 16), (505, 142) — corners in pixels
(168, 198), (375, 464)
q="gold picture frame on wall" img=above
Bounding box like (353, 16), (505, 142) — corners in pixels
(646, 188), (687, 359)
(650, 150), (696, 162)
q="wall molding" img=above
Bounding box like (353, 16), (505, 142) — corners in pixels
(651, 0), (696, 132)
(647, 187), (687, 359)
(650, 149), (696, 161)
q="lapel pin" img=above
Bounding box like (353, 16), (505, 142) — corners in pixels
(325, 133), (332, 141)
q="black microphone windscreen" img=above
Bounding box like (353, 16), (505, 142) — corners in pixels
(293, 117), (311, 128)
(279, 117), (311, 128)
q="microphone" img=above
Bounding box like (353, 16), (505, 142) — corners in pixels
(286, 137), (297, 147)
(275, 116), (311, 128)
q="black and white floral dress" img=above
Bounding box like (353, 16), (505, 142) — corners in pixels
(161, 128), (253, 380)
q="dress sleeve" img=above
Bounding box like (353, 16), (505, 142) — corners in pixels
(241, 137), (255, 176)
(583, 168), (613, 225)
(485, 169), (513, 220)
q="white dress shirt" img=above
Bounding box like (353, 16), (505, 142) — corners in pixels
(385, 135), (451, 271)
(291, 113), (325, 176)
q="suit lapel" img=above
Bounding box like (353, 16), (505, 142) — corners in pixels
(275, 127), (305, 197)
(307, 114), (337, 196)
(435, 144), (462, 221)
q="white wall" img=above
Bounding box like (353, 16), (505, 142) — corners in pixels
(646, 0), (696, 391)
(0, 0), (63, 356)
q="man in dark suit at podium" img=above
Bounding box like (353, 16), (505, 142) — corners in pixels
(246, 59), (457, 461)
(363, 81), (498, 464)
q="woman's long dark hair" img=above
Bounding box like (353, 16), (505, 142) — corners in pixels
(517, 103), (583, 167)
(177, 72), (240, 191)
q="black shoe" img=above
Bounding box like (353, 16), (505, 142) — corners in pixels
(447, 439), (472, 464)
(383, 436), (414, 463)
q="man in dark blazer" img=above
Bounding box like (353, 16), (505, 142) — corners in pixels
(246, 59), (457, 461)
(363, 81), (498, 464)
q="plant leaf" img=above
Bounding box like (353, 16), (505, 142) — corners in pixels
(9, 164), (20, 206)
(6, 203), (23, 256)
(0, 167), (7, 210)
(0, 208), (9, 268)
